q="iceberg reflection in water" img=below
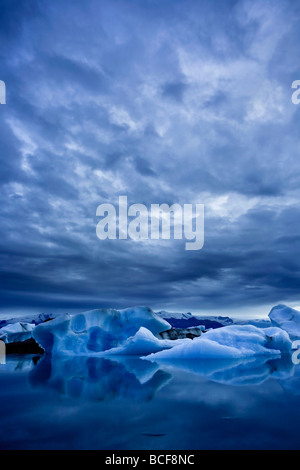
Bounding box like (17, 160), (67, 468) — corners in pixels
(29, 355), (171, 402)
(0, 354), (300, 449)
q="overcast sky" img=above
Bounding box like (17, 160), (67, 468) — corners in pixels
(1, 0), (300, 317)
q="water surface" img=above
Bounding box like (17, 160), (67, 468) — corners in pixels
(0, 354), (299, 449)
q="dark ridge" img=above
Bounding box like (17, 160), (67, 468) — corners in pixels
(163, 317), (225, 329)
(6, 338), (44, 355)
(159, 327), (203, 340)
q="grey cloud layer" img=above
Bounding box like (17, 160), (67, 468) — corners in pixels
(1, 0), (300, 314)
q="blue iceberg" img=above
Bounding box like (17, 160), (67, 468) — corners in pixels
(269, 304), (300, 340)
(33, 307), (171, 355)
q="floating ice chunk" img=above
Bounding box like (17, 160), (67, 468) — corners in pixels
(0, 322), (36, 344)
(33, 308), (171, 355)
(0, 312), (57, 345)
(145, 325), (292, 361)
(269, 304), (300, 339)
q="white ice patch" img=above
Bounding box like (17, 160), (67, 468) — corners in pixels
(144, 325), (292, 360)
(104, 327), (190, 356)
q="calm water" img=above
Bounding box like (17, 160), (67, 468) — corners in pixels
(0, 354), (299, 450)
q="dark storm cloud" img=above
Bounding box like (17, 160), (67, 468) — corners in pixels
(1, 0), (300, 316)
(162, 81), (188, 102)
(132, 156), (157, 177)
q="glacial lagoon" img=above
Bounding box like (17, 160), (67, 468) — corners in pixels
(0, 354), (299, 450)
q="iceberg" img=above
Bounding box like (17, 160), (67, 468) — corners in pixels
(33, 307), (171, 355)
(0, 312), (57, 350)
(0, 322), (36, 344)
(2, 304), (298, 360)
(144, 325), (292, 361)
(269, 304), (300, 339)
